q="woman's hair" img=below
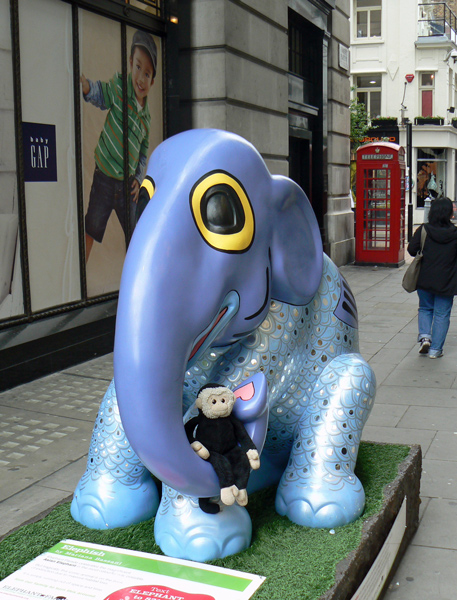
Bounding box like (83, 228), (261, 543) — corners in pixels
(428, 197), (454, 227)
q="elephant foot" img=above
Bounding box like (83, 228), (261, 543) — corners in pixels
(275, 474), (365, 528)
(71, 472), (159, 529)
(155, 485), (252, 562)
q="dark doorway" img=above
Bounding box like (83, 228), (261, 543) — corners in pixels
(289, 135), (312, 204)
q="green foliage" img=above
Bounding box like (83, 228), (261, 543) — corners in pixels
(350, 92), (370, 151)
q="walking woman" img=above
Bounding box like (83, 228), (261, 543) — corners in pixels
(408, 197), (457, 358)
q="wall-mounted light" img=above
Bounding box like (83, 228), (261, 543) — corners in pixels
(170, 15), (178, 24)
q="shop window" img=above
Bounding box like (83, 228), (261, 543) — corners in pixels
(5, 0), (164, 323)
(420, 72), (435, 117)
(416, 148), (446, 208)
(356, 0), (382, 39)
(356, 74), (381, 118)
(80, 12), (163, 298)
(0, 0), (23, 320)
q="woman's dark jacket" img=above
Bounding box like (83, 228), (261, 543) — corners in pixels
(408, 223), (457, 296)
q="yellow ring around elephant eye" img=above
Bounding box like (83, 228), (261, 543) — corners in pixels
(190, 171), (255, 253)
(140, 175), (155, 199)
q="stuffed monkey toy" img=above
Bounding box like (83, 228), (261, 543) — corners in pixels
(185, 383), (260, 514)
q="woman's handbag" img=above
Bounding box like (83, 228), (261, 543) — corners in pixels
(402, 227), (427, 293)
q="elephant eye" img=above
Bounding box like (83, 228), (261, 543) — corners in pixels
(202, 185), (245, 235)
(136, 175), (155, 223)
(190, 171), (255, 253)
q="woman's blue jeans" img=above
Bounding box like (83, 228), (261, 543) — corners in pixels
(417, 289), (454, 351)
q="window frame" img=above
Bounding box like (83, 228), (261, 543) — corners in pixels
(355, 73), (382, 119)
(419, 71), (435, 117)
(355, 0), (382, 40)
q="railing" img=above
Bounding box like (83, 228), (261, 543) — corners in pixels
(418, 3), (457, 43)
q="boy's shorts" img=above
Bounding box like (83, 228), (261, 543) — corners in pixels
(85, 166), (136, 243)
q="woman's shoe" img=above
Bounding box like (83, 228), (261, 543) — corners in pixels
(429, 349), (443, 359)
(419, 339), (431, 354)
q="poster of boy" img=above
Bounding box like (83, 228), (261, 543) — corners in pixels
(80, 13), (162, 297)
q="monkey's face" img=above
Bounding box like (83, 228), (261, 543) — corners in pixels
(197, 386), (236, 419)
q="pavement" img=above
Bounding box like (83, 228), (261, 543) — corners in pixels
(1, 258), (457, 598)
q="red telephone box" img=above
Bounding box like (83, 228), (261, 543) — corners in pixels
(355, 142), (406, 266)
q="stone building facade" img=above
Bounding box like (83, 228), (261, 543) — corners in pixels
(0, 0), (352, 388)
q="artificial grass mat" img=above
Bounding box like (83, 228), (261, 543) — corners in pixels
(0, 442), (410, 599)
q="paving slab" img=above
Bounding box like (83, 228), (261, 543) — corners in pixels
(412, 498), (457, 550)
(362, 425), (436, 455)
(424, 431), (457, 460)
(383, 545), (457, 600)
(358, 341), (386, 356)
(381, 368), (456, 389)
(64, 353), (114, 381)
(421, 459), (457, 500)
(357, 328), (396, 343)
(368, 347), (413, 364)
(397, 355), (457, 374)
(38, 456), (88, 493)
(0, 404), (93, 502)
(397, 406), (457, 432)
(0, 485), (72, 538)
(367, 362), (397, 386)
(369, 302), (418, 316)
(0, 373), (106, 421)
(365, 403), (408, 428)
(375, 385), (457, 408)
(383, 332), (419, 349)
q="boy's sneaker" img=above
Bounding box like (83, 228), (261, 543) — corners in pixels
(429, 349), (443, 359)
(419, 339), (431, 354)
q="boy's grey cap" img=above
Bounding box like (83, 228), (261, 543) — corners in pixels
(132, 30), (157, 76)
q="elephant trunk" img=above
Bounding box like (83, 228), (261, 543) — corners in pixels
(113, 218), (222, 498)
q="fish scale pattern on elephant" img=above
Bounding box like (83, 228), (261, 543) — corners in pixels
(71, 129), (376, 562)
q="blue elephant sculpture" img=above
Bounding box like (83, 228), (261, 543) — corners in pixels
(71, 129), (376, 562)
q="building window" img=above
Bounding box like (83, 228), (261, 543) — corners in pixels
(356, 0), (381, 39)
(420, 72), (435, 117)
(356, 74), (381, 118)
(288, 10), (323, 108)
(416, 148), (446, 208)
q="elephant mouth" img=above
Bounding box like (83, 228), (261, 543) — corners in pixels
(188, 291), (240, 366)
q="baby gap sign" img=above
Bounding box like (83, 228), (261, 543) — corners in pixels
(22, 122), (57, 182)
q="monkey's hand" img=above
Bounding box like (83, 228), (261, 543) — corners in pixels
(191, 441), (210, 460)
(247, 448), (260, 470)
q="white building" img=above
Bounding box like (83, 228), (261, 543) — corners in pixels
(351, 0), (457, 224)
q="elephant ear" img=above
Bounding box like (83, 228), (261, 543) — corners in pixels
(270, 175), (323, 306)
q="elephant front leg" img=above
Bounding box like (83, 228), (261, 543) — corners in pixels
(275, 354), (376, 528)
(71, 380), (159, 529)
